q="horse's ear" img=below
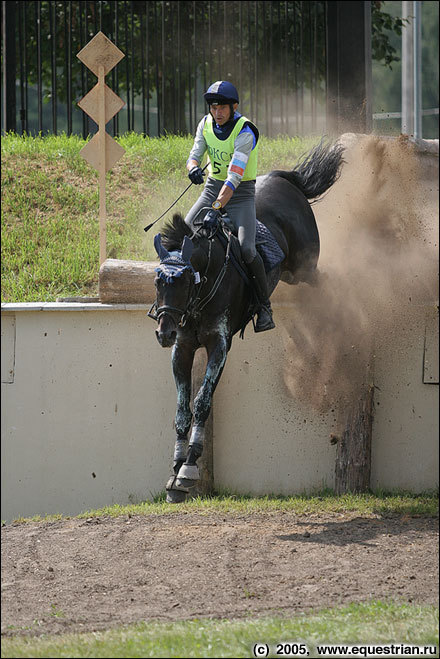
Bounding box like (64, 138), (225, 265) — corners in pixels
(154, 233), (170, 261)
(181, 235), (194, 263)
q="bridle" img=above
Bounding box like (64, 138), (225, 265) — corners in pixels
(147, 271), (198, 327)
(148, 218), (232, 329)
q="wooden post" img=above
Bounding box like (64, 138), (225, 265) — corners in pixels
(77, 32), (125, 266)
(335, 383), (374, 494)
(98, 65), (107, 266)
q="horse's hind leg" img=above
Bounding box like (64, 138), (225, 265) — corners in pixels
(176, 334), (228, 490)
(166, 341), (196, 503)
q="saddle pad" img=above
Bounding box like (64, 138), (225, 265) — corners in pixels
(255, 220), (285, 272)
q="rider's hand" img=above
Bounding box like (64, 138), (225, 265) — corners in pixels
(202, 208), (222, 230)
(188, 166), (205, 185)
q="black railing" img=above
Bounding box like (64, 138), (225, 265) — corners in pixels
(1, 0), (327, 138)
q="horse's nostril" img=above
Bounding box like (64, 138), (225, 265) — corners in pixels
(156, 329), (177, 347)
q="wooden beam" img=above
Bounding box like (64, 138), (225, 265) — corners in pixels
(98, 258), (157, 303)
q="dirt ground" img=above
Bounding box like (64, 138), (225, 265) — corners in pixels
(1, 511), (438, 637)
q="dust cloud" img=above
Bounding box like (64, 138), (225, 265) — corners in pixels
(278, 134), (438, 425)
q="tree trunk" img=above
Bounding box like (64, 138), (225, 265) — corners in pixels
(335, 384), (374, 494)
(98, 258), (156, 304)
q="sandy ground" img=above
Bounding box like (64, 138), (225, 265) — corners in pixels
(1, 511), (438, 637)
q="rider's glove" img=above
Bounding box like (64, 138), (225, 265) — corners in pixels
(188, 166), (205, 185)
(202, 208), (222, 231)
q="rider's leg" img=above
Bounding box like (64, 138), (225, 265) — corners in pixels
(226, 182), (275, 332)
(245, 252), (276, 332)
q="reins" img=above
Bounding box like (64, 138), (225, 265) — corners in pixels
(183, 227), (232, 323)
(149, 223), (233, 328)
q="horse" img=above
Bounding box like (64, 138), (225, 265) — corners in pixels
(149, 140), (344, 502)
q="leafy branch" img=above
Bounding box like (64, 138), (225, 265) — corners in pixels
(371, 1), (410, 69)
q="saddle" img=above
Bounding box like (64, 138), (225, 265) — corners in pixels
(196, 215), (283, 338)
(255, 220), (285, 273)
(216, 216), (284, 284)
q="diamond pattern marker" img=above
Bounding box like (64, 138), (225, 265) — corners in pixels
(77, 32), (126, 266)
(79, 132), (126, 173)
(78, 83), (125, 126)
(77, 31), (124, 78)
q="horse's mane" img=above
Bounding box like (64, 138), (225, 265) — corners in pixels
(160, 213), (193, 251)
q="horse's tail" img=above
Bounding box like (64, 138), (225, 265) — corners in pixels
(275, 139), (345, 201)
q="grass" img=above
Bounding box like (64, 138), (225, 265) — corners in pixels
(6, 488), (439, 525)
(1, 601), (438, 657)
(1, 131), (317, 302)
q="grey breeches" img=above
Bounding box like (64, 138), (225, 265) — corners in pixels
(184, 177), (257, 263)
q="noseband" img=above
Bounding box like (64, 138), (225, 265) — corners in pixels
(148, 281), (197, 328)
(155, 304), (187, 323)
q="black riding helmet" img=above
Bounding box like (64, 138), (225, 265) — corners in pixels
(204, 81), (239, 122)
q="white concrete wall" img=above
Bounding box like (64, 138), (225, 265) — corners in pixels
(2, 299), (438, 522)
(215, 300), (438, 496)
(1, 304), (177, 522)
(213, 305), (337, 495)
(371, 303), (439, 491)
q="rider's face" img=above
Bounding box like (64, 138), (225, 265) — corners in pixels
(210, 103), (238, 125)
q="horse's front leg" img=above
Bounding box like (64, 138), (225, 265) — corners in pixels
(176, 333), (228, 489)
(166, 340), (196, 503)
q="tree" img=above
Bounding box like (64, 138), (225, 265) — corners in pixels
(371, 0), (409, 69)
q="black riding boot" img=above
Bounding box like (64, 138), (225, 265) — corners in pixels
(247, 254), (275, 332)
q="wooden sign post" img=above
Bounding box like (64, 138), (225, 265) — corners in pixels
(77, 32), (126, 265)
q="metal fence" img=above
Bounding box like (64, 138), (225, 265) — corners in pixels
(1, 0), (327, 138)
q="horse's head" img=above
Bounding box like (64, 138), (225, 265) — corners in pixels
(151, 233), (199, 347)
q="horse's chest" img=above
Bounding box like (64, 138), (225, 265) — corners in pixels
(181, 312), (230, 347)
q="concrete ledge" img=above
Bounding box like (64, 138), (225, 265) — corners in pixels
(1, 302), (150, 312)
(1, 298), (297, 312)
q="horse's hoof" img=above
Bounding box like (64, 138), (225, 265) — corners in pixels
(177, 463), (200, 481)
(175, 477), (197, 489)
(166, 489), (188, 503)
(166, 475), (189, 493)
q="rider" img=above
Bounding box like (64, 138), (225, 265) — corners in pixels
(184, 80), (275, 333)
